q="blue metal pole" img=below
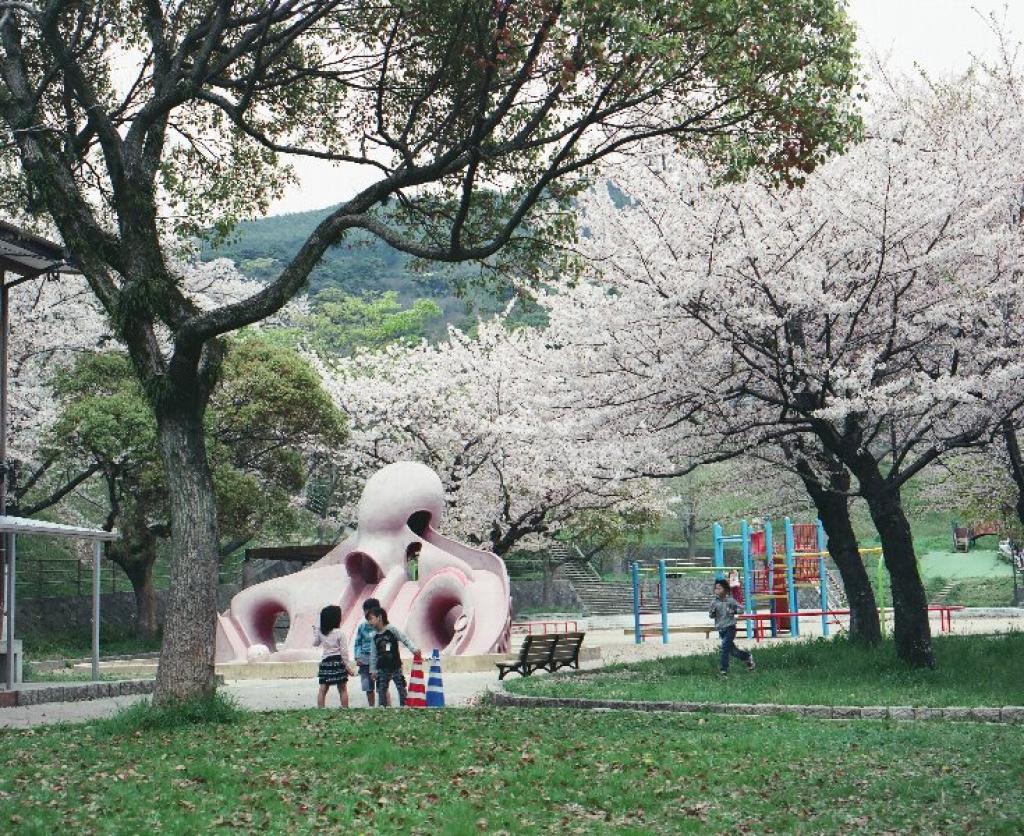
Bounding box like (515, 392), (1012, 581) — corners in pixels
(713, 522), (724, 580)
(817, 519), (829, 637)
(819, 554), (829, 637)
(785, 517), (799, 637)
(631, 560), (642, 645)
(741, 520), (753, 640)
(658, 559), (669, 644)
(765, 519), (778, 638)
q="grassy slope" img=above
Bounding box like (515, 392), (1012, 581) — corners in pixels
(0, 708), (1021, 834)
(505, 634), (1024, 708)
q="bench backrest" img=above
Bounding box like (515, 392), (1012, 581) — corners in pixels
(516, 633), (559, 665)
(549, 631), (585, 662)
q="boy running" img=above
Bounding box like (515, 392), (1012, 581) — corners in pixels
(710, 578), (755, 678)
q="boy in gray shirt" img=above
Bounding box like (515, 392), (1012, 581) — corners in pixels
(710, 578), (755, 677)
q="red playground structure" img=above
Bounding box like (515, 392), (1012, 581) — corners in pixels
(951, 520), (1001, 552)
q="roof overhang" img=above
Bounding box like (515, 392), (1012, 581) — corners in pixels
(0, 515), (119, 541)
(0, 219), (79, 278)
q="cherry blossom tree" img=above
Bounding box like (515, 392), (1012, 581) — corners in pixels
(8, 257), (324, 638)
(917, 439), (1023, 541)
(311, 317), (668, 556)
(0, 0), (862, 700)
(5, 273), (112, 513)
(539, 73), (1024, 666)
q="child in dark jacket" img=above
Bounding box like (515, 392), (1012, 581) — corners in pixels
(709, 579), (755, 678)
(366, 606), (420, 707)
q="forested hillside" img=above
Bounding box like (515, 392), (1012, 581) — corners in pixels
(204, 205), (534, 333)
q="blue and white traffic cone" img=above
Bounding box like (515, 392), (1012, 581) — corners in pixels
(426, 648), (445, 708)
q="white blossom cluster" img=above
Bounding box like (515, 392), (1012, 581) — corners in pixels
(532, 69), (1024, 484)
(7, 273), (110, 464)
(7, 253), (306, 482)
(310, 316), (668, 554)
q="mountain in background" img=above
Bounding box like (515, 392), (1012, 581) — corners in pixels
(203, 205), (529, 334)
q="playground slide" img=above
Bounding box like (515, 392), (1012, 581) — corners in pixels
(215, 461), (514, 664)
(423, 527), (511, 601)
(215, 563), (348, 663)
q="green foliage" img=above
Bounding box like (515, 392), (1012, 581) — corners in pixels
(95, 692), (244, 737)
(50, 352), (157, 482)
(506, 633), (1024, 707)
(39, 334), (347, 581)
(1, 708), (1021, 832)
(559, 506), (656, 566)
(302, 289), (442, 355)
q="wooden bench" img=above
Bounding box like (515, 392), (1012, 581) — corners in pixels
(495, 631), (587, 679)
(547, 631), (586, 673)
(496, 634), (559, 680)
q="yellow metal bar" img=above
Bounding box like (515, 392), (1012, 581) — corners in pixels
(794, 546), (883, 558)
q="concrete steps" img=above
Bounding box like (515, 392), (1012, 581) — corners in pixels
(557, 557), (708, 616)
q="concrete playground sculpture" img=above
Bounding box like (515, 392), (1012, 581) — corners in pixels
(215, 462), (512, 663)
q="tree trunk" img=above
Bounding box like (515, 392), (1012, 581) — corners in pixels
(686, 510), (697, 559)
(793, 456), (881, 644)
(542, 559), (553, 607)
(1001, 423), (1024, 529)
(854, 463), (934, 667)
(152, 406), (221, 703)
(124, 560), (159, 642)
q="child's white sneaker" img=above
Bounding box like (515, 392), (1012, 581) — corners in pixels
(746, 655), (756, 671)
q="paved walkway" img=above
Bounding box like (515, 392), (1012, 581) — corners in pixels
(1, 611), (1020, 729)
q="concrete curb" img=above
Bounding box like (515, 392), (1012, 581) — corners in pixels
(488, 692), (1024, 724)
(960, 607), (1024, 618)
(0, 680), (155, 708)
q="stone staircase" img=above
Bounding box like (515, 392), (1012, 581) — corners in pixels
(932, 580), (958, 605)
(556, 548), (711, 616)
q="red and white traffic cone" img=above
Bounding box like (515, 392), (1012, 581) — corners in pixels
(406, 651), (426, 708)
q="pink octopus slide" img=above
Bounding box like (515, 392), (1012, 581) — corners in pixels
(215, 461), (512, 663)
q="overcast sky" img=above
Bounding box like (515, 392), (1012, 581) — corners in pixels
(266, 1), (1024, 217)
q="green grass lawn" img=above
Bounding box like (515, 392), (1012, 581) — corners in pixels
(856, 547), (1016, 607)
(505, 634), (1024, 708)
(0, 704), (1021, 833)
(21, 665), (130, 683)
(918, 549), (1010, 579)
(923, 575), (1016, 607)
(22, 629), (161, 663)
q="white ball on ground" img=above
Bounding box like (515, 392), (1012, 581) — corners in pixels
(247, 643), (271, 661)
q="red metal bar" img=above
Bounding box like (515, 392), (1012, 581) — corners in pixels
(735, 605), (961, 633)
(511, 620), (579, 635)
